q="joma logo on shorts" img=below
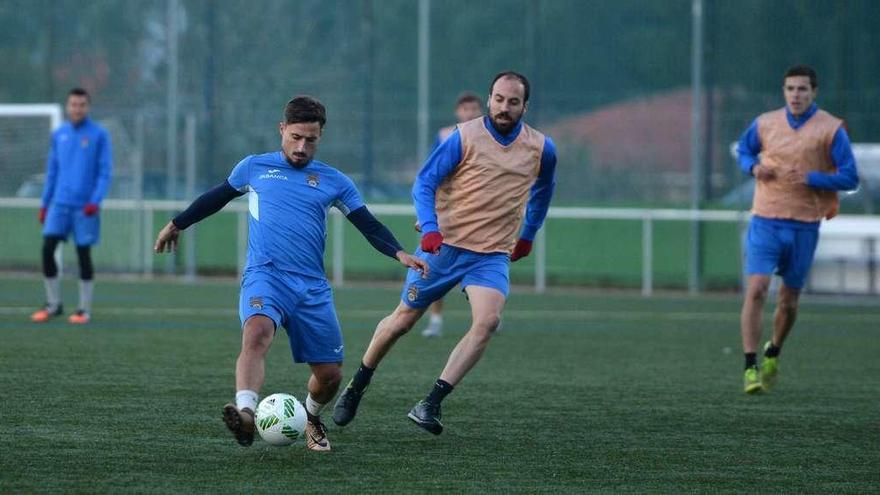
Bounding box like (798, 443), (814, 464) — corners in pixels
(406, 285), (419, 302)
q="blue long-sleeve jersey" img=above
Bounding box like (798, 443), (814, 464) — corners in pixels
(736, 103), (858, 191)
(41, 117), (113, 208)
(413, 117), (557, 242)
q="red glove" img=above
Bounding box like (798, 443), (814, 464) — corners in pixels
(83, 203), (100, 216)
(38, 207), (47, 224)
(510, 239), (533, 262)
(420, 231), (443, 254)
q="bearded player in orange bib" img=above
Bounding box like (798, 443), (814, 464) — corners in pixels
(333, 71), (557, 434)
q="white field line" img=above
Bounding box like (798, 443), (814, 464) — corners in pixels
(1, 306), (879, 323)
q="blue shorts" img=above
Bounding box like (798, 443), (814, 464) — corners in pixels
(42, 204), (100, 246)
(745, 216), (820, 290)
(239, 264), (343, 363)
(400, 244), (510, 308)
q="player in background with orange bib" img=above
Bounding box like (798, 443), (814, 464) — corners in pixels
(736, 65), (858, 394)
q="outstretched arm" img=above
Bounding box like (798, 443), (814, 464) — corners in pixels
(346, 206), (429, 275)
(154, 181), (244, 253)
(346, 206), (403, 259)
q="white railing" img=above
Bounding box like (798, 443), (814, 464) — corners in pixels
(4, 197), (879, 295)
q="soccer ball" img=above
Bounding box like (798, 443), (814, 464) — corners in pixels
(255, 393), (307, 446)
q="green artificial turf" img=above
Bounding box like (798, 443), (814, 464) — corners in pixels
(1, 276), (877, 493)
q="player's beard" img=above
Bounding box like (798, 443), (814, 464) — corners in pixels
(490, 111), (518, 135)
(285, 151), (310, 168)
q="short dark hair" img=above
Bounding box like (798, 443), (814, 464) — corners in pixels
(489, 71), (530, 102)
(456, 92), (482, 107)
(784, 65), (818, 89)
(67, 87), (90, 102)
(283, 95), (326, 127)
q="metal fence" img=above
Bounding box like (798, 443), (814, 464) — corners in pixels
(3, 197), (879, 295)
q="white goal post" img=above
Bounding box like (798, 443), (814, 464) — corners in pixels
(0, 104), (63, 129)
(0, 104), (65, 274)
(0, 103), (64, 197)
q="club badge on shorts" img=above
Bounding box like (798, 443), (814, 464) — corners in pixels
(249, 296), (264, 310)
(306, 174), (319, 187)
(406, 285), (419, 303)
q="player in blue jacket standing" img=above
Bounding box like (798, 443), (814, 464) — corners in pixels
(31, 88), (112, 325)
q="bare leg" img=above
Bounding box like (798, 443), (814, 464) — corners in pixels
(430, 299), (444, 316)
(740, 275), (770, 354)
(235, 315), (276, 392)
(332, 303), (425, 427)
(771, 284), (801, 348)
(307, 362), (343, 405)
(305, 362), (343, 450)
(439, 286), (505, 386)
(363, 302), (426, 368)
(224, 315), (274, 445)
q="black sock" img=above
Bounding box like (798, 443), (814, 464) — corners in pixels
(744, 353), (757, 369)
(350, 362), (375, 393)
(425, 379), (454, 405)
(764, 344), (781, 358)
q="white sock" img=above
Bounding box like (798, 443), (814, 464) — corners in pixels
(44, 277), (61, 310)
(78, 280), (93, 313)
(235, 390), (258, 412)
(305, 394), (327, 417)
(429, 313), (443, 325)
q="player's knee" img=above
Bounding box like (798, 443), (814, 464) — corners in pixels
(242, 320), (274, 353)
(385, 308), (420, 336)
(42, 237), (59, 259)
(778, 296), (799, 315)
(242, 335), (272, 355)
(472, 313), (501, 336)
(76, 246), (94, 280)
(41, 237), (60, 278)
(313, 366), (342, 387)
(747, 282), (769, 302)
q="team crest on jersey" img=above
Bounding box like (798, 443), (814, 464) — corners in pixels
(406, 285), (419, 302)
(80, 137), (89, 148)
(249, 297), (264, 310)
(306, 174), (320, 187)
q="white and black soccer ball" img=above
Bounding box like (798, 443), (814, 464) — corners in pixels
(255, 393), (307, 446)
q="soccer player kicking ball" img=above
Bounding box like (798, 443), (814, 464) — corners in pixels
(153, 96), (428, 450)
(333, 71), (557, 434)
(736, 65), (858, 394)
(31, 88), (112, 325)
